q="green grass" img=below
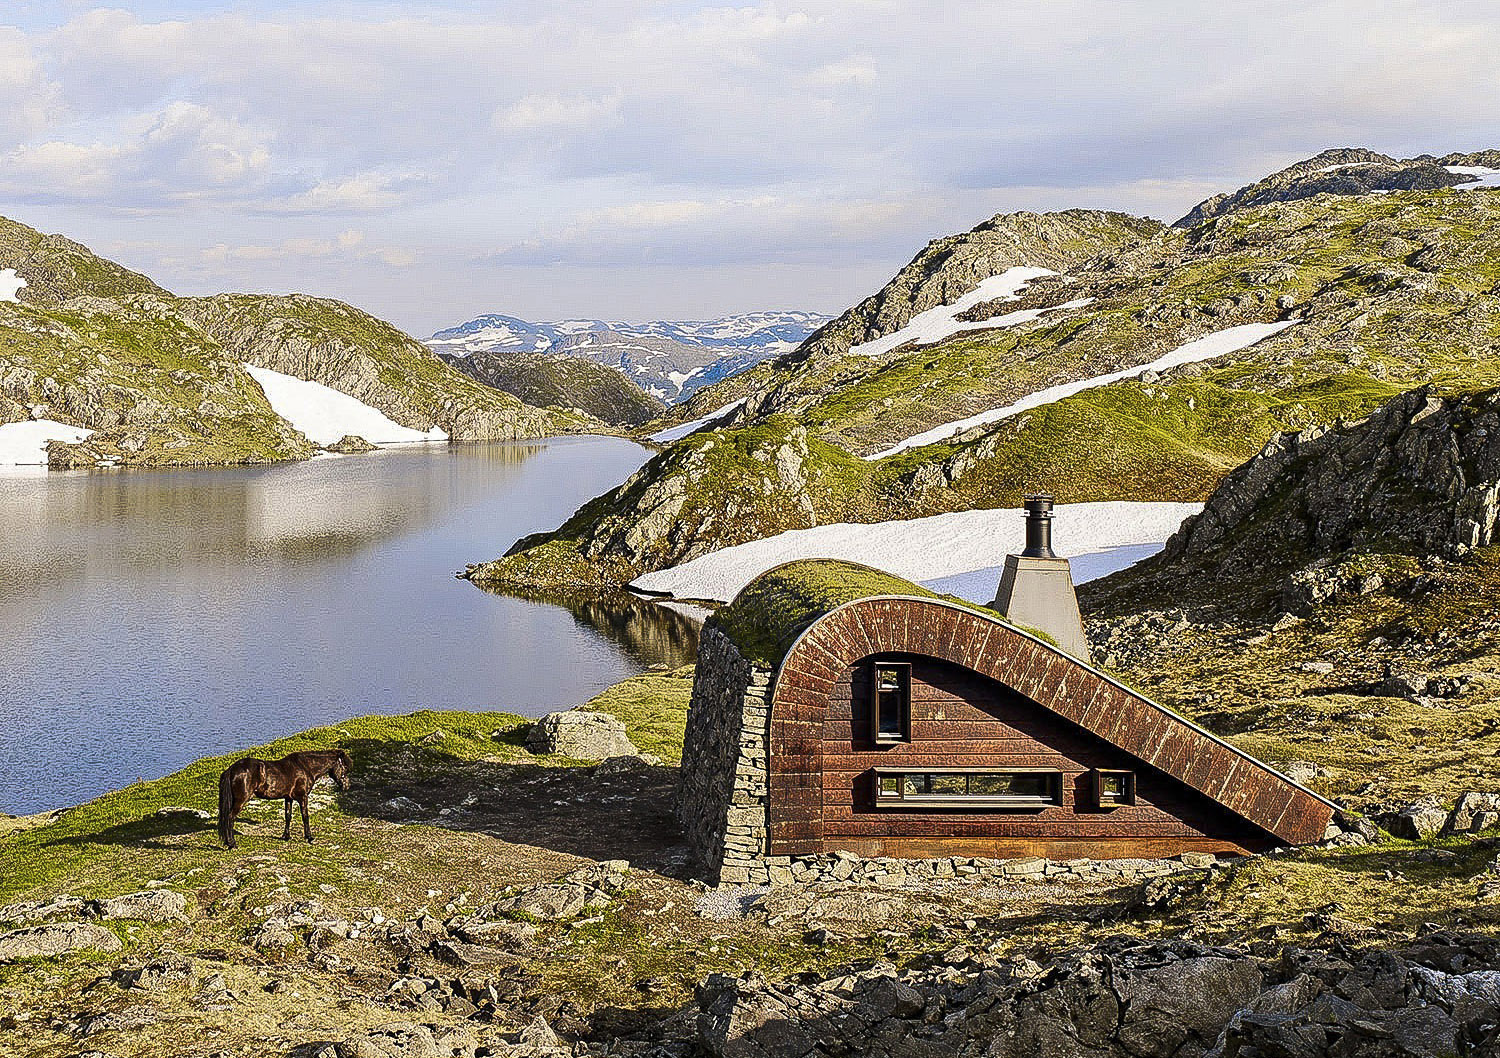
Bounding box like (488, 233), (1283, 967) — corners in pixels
(712, 558), (1042, 666)
(0, 709), (542, 905)
(578, 669), (696, 762)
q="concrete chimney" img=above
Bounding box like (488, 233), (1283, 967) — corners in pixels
(991, 496), (1092, 662)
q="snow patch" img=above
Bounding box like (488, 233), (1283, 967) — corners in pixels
(1313, 161), (1380, 173)
(629, 501), (1202, 604)
(0, 268), (27, 303)
(0, 419), (93, 466)
(848, 266), (1058, 358)
(244, 364), (448, 448)
(649, 398), (745, 444)
(868, 320), (1299, 460)
(1446, 165), (1500, 189)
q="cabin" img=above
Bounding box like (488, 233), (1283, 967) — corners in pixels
(675, 504), (1335, 884)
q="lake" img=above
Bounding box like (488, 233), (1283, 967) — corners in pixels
(0, 437), (699, 814)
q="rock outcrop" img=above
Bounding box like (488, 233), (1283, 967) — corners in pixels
(787, 209), (1162, 365)
(179, 294), (568, 443)
(0, 921), (123, 962)
(442, 350), (663, 426)
(1096, 386), (1500, 608)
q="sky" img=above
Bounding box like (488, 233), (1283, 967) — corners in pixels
(3, 1), (1500, 336)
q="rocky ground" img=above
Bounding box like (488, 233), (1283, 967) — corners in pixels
(3, 652), (1500, 1057)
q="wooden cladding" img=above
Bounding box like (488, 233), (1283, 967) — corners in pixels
(765, 596), (1334, 858)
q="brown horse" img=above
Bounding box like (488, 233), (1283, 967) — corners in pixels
(217, 750), (351, 849)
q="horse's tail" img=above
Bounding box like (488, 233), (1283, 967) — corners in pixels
(217, 766), (236, 848)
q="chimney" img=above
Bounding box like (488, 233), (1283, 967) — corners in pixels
(991, 495), (1092, 662)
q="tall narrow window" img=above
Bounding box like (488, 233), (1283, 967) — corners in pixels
(870, 660), (910, 743)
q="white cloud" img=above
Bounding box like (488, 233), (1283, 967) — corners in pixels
(494, 92), (622, 132)
(808, 57), (877, 87)
(269, 173), (417, 213)
(2, 1), (1499, 333)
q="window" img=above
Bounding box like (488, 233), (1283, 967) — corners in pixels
(873, 768), (1063, 808)
(1091, 769), (1136, 807)
(869, 660), (911, 744)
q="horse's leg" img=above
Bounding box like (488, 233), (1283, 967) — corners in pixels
(299, 793), (313, 843)
(283, 797), (292, 841)
(231, 787), (250, 848)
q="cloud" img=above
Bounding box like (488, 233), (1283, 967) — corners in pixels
(268, 173), (421, 213)
(5, 0), (1500, 333)
(808, 57), (877, 88)
(494, 93), (622, 132)
(0, 101), (274, 205)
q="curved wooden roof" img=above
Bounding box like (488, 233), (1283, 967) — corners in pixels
(766, 594), (1335, 853)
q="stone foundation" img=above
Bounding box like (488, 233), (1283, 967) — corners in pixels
(759, 850), (1225, 888)
(674, 624), (775, 883)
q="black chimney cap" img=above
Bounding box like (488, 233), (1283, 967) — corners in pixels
(1021, 494), (1058, 558)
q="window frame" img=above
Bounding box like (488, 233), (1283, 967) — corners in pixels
(872, 767), (1064, 808)
(868, 659), (912, 745)
(1090, 768), (1137, 808)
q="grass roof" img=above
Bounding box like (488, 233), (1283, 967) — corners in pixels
(710, 558), (1032, 667)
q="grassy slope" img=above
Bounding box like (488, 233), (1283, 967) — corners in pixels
(0, 212), (582, 468)
(0, 297), (316, 466)
(487, 188), (1500, 588)
(0, 673), (694, 906)
(180, 294), (594, 441)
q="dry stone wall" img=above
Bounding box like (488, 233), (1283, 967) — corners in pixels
(675, 623), (775, 883)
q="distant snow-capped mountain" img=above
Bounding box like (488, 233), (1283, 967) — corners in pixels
(425, 310), (831, 402)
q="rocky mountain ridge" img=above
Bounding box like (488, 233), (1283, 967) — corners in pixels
(441, 349), (665, 426)
(475, 147), (1500, 591)
(426, 310), (831, 403)
(1175, 146), (1500, 227)
(0, 214), (581, 469)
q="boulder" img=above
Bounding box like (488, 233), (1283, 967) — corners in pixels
(1113, 955), (1264, 1056)
(1385, 796), (1450, 840)
(0, 894), (88, 925)
(492, 884), (589, 922)
(94, 889), (189, 923)
(1444, 791), (1500, 835)
(0, 921), (123, 962)
(524, 710), (638, 759)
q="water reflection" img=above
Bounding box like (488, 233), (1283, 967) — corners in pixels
(479, 585), (703, 670)
(0, 437), (665, 813)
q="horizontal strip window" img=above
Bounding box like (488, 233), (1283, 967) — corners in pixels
(873, 767), (1063, 807)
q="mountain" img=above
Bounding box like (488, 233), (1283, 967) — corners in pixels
(473, 149), (1500, 591)
(0, 215), (584, 470)
(441, 350), (665, 426)
(425, 310), (832, 403)
(1075, 382), (1500, 819)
